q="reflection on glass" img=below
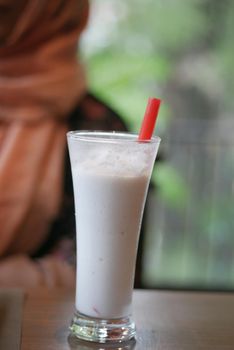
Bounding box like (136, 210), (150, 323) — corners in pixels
(68, 334), (136, 350)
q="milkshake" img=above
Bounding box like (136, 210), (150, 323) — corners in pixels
(75, 171), (148, 319)
(67, 131), (160, 343)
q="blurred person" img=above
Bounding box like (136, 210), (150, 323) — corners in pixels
(0, 0), (127, 288)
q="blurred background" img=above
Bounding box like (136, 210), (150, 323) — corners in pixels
(81, 0), (234, 290)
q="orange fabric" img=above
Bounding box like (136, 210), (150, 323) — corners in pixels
(0, 0), (89, 287)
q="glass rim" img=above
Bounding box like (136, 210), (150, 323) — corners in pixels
(67, 130), (161, 144)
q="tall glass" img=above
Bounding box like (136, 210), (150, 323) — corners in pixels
(67, 131), (160, 343)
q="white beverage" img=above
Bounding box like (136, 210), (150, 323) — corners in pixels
(73, 171), (149, 319)
(68, 131), (160, 343)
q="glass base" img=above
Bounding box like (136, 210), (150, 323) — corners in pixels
(69, 311), (136, 343)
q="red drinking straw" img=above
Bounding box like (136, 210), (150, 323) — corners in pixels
(138, 97), (161, 141)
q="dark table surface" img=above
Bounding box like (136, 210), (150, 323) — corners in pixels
(18, 288), (234, 350)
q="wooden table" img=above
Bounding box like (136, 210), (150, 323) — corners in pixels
(21, 289), (234, 350)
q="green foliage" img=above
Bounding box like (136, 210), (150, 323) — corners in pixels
(152, 164), (189, 209)
(200, 198), (234, 242)
(84, 0), (210, 130)
(86, 51), (171, 131)
(117, 0), (207, 54)
(215, 1), (234, 109)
